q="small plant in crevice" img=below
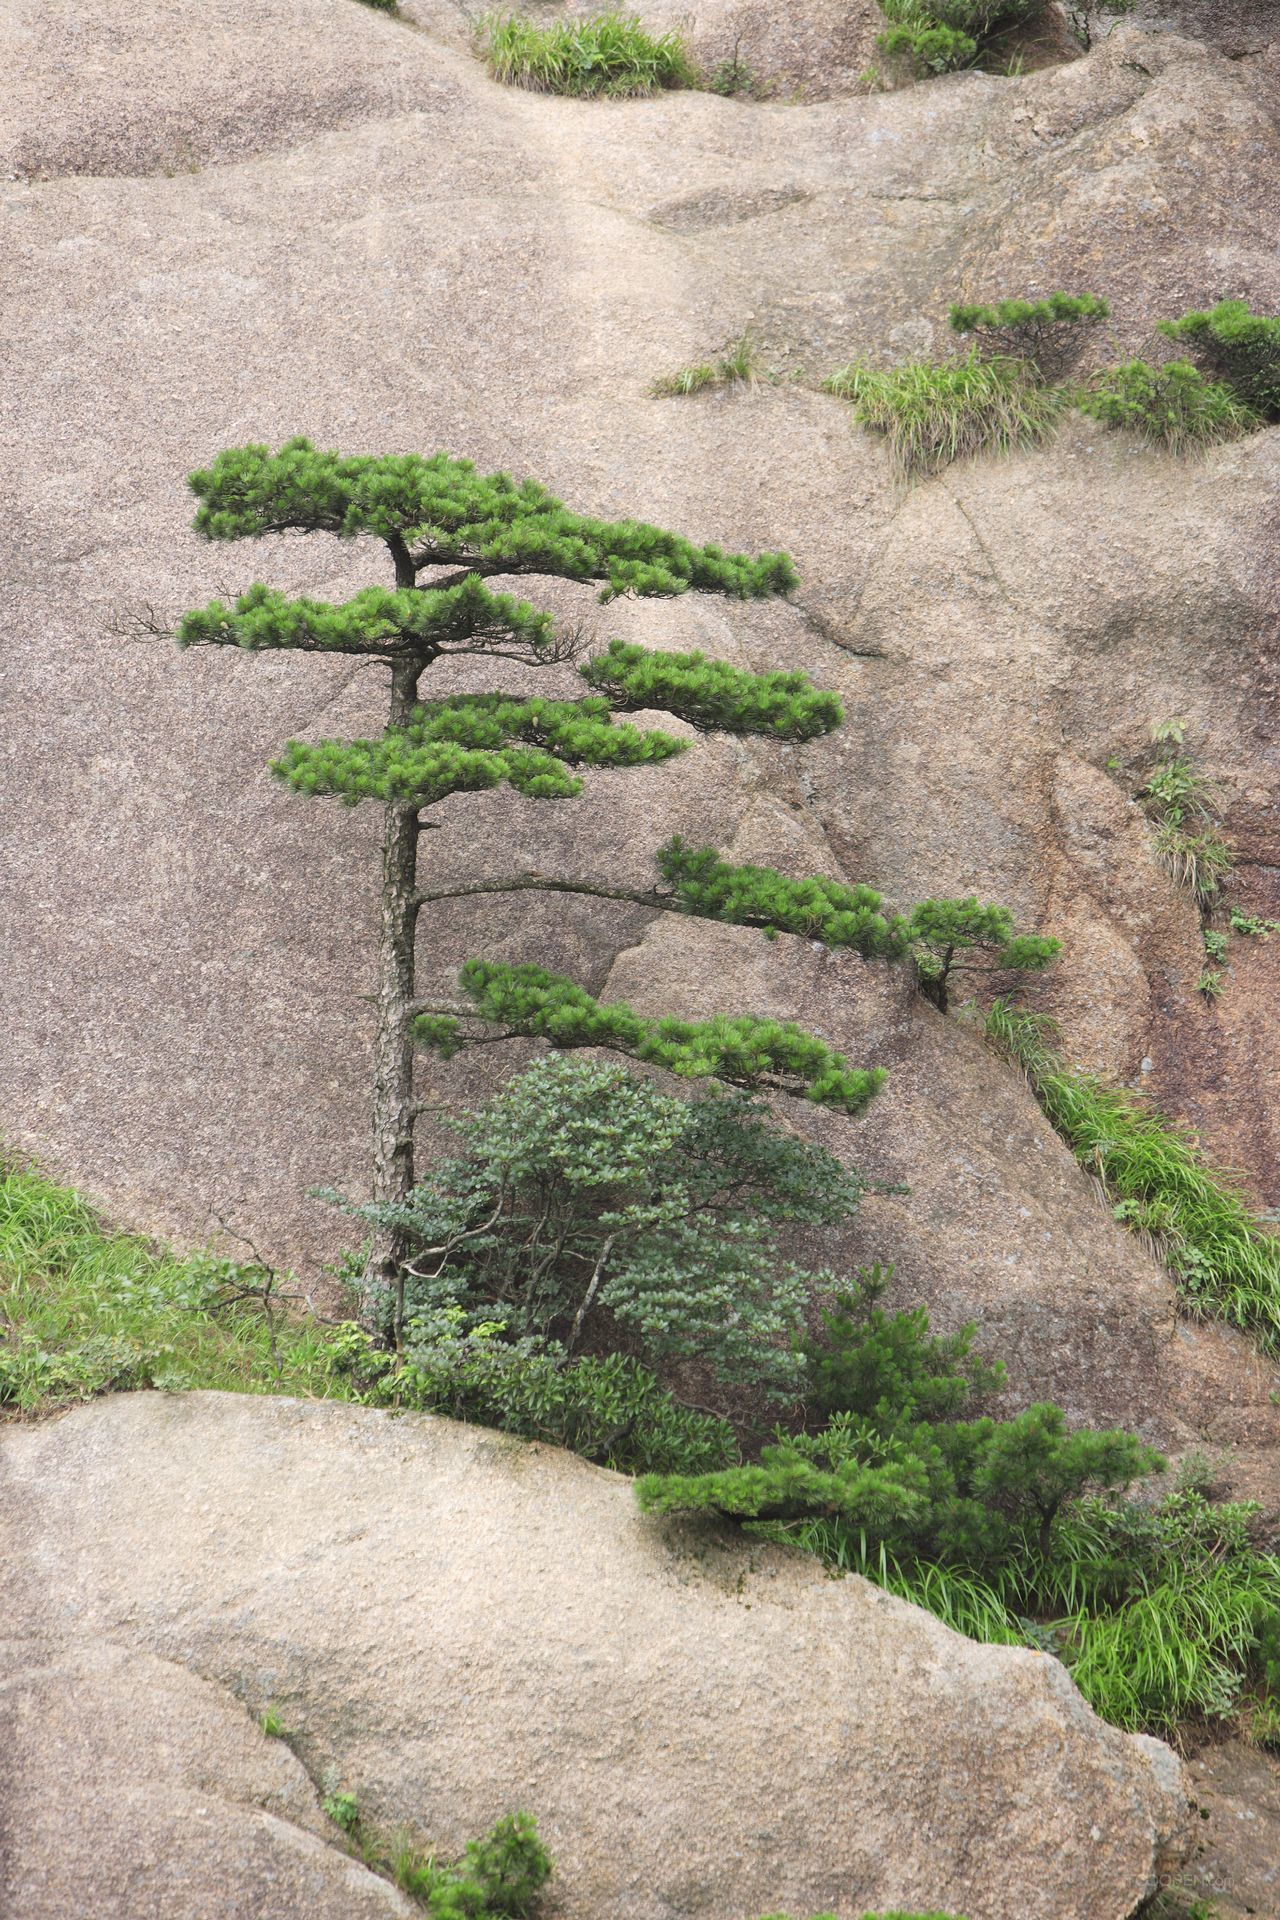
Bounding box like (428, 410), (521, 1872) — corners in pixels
(905, 897), (1059, 1013)
(982, 999), (1280, 1350)
(1158, 298), (1280, 420)
(874, 0), (1037, 78)
(825, 352), (1064, 478)
(948, 292), (1110, 381)
(1077, 359), (1261, 454)
(479, 12), (694, 97)
(1137, 720), (1232, 909)
(331, 1804), (552, 1917)
(708, 37), (758, 97)
(324, 1789), (362, 1834)
(650, 333), (771, 396)
(259, 1705), (290, 1740)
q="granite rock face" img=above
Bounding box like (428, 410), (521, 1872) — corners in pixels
(0, 1391), (1188, 1920)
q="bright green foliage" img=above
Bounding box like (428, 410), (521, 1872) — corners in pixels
(650, 334), (767, 396)
(905, 897), (1060, 1010)
(656, 838), (910, 958)
(825, 353), (1064, 477)
(875, 0), (1034, 73)
(984, 1000), (1280, 1347)
(0, 1163), (342, 1412)
(480, 11), (693, 96)
(948, 292), (1109, 377)
(1078, 360), (1261, 453)
(417, 960), (886, 1116)
(178, 577), (557, 659)
(388, 1812), (551, 1918)
(1138, 749), (1232, 905)
(1158, 298), (1280, 419)
(580, 640), (837, 739)
(804, 1265), (1004, 1425)
(274, 694), (687, 807)
(188, 440), (795, 601)
(340, 1055), (867, 1396)
(324, 1791), (361, 1833)
(329, 1322), (737, 1474)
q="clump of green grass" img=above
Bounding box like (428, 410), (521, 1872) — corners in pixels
(0, 1162), (344, 1413)
(479, 12), (693, 97)
(825, 350), (1064, 477)
(982, 1000), (1280, 1348)
(1138, 722), (1232, 907)
(1077, 359), (1261, 453)
(650, 334), (768, 397)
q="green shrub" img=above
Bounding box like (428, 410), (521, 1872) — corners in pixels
(324, 1790), (361, 1833)
(875, 0), (1035, 73)
(338, 1055), (870, 1400)
(948, 292), (1109, 378)
(330, 1319), (738, 1475)
(804, 1265), (1004, 1425)
(1077, 359), (1261, 453)
(904, 897), (1060, 1011)
(1158, 298), (1280, 419)
(387, 1812), (551, 1918)
(825, 352), (1064, 476)
(983, 1000), (1280, 1347)
(480, 12), (693, 97)
(0, 1163), (342, 1413)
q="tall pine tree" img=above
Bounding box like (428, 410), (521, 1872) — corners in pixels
(175, 439), (894, 1327)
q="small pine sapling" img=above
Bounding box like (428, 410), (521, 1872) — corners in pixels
(904, 897), (1060, 1011)
(948, 292), (1109, 380)
(1078, 359), (1261, 452)
(1158, 298), (1280, 419)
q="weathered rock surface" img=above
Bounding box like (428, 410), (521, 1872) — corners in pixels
(0, 1637), (414, 1918)
(0, 1391), (1188, 1920)
(2, 6), (1279, 1482)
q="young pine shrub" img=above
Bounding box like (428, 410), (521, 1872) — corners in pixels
(1077, 359), (1261, 453)
(825, 352), (1064, 477)
(1158, 298), (1280, 419)
(480, 12), (694, 97)
(948, 292), (1109, 380)
(875, 0), (1036, 75)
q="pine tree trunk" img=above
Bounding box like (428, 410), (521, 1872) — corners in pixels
(366, 657), (422, 1346)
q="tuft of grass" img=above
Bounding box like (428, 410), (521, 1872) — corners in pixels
(323, 1789), (362, 1834)
(1138, 741), (1232, 907)
(982, 1001), (1280, 1349)
(259, 1705), (290, 1739)
(1077, 359), (1262, 453)
(479, 12), (694, 98)
(0, 1162), (347, 1414)
(825, 350), (1064, 477)
(650, 333), (768, 397)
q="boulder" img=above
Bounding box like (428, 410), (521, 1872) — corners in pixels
(0, 1391), (1187, 1920)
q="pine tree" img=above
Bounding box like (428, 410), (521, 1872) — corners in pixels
(173, 439), (888, 1331)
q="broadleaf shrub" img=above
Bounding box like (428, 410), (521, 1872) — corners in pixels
(1077, 359), (1261, 452)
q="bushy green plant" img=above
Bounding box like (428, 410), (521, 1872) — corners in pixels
(387, 1812), (551, 1918)
(905, 897), (1059, 1010)
(337, 1055), (868, 1398)
(330, 1319), (738, 1474)
(983, 1000), (1280, 1347)
(804, 1265), (1004, 1425)
(825, 352), (1064, 477)
(1158, 298), (1280, 419)
(948, 292), (1109, 378)
(1077, 359), (1261, 453)
(875, 0), (1035, 74)
(324, 1790), (361, 1833)
(480, 12), (693, 97)
(1138, 743), (1232, 906)
(0, 1163), (342, 1413)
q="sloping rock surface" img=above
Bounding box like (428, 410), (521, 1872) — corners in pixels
(0, 1391), (1186, 1920)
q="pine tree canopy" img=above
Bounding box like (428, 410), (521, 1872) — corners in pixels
(580, 640), (842, 740)
(274, 694), (689, 806)
(656, 838), (909, 957)
(176, 578), (558, 661)
(415, 959), (886, 1115)
(187, 439), (798, 600)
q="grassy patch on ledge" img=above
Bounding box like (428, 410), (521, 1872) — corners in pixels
(825, 351), (1064, 477)
(479, 11), (694, 97)
(0, 1162), (346, 1414)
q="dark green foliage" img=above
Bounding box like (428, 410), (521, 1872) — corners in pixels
(357, 0), (398, 11)
(480, 11), (694, 97)
(825, 353), (1064, 477)
(656, 838), (910, 958)
(983, 1000), (1280, 1347)
(188, 439), (795, 601)
(948, 292), (1109, 378)
(580, 640), (836, 739)
(330, 1321), (737, 1475)
(1158, 298), (1280, 419)
(905, 897), (1060, 1010)
(639, 1271), (1161, 1564)
(178, 577), (557, 659)
(338, 1055), (866, 1398)
(1077, 360), (1261, 452)
(875, 0), (1035, 73)
(417, 960), (886, 1116)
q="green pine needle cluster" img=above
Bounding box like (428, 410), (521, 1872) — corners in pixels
(1077, 360), (1261, 453)
(1158, 298), (1280, 419)
(984, 1000), (1280, 1348)
(274, 694), (688, 807)
(177, 577), (556, 659)
(874, 0), (1035, 75)
(416, 959), (887, 1115)
(480, 11), (694, 97)
(657, 838), (910, 957)
(824, 352), (1064, 477)
(948, 292), (1109, 378)
(188, 440), (795, 602)
(580, 639), (839, 740)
